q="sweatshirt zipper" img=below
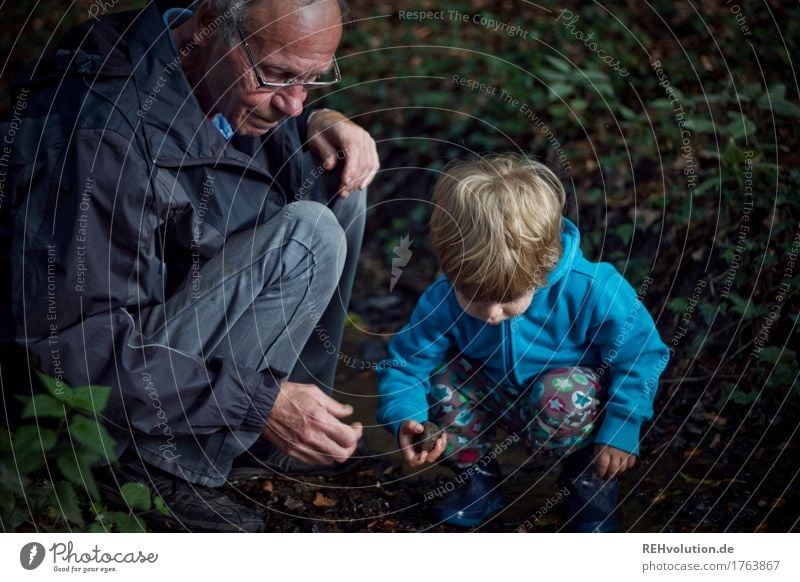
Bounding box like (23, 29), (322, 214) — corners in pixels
(503, 320), (516, 386)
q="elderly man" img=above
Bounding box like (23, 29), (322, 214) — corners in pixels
(2, 0), (377, 531)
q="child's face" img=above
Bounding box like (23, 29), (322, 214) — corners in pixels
(454, 289), (534, 325)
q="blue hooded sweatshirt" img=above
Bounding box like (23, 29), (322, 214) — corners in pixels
(376, 218), (670, 455)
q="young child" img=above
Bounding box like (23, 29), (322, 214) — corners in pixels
(376, 154), (669, 531)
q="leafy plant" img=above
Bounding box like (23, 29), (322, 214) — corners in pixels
(0, 372), (170, 532)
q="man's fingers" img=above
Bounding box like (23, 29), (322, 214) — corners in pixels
(313, 410), (361, 451)
(322, 394), (354, 419)
(311, 135), (339, 170)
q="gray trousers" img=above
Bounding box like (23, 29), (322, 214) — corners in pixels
(131, 171), (366, 487)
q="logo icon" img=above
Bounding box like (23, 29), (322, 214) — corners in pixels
(20, 542), (46, 570)
(390, 235), (413, 292)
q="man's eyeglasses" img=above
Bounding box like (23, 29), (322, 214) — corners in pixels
(237, 25), (341, 89)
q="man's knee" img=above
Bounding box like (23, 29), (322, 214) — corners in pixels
(282, 200), (346, 274)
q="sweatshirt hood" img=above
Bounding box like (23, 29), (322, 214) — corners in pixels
(545, 217), (582, 287)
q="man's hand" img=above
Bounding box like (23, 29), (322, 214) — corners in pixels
(593, 444), (637, 480)
(262, 381), (363, 466)
(307, 109), (379, 197)
(398, 420), (447, 468)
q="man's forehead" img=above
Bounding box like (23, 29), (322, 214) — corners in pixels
(244, 0), (342, 44)
(243, 1), (342, 71)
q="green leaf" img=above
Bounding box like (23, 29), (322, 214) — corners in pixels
(615, 224), (633, 246)
(69, 414), (117, 461)
(57, 452), (100, 501)
(36, 371), (74, 403)
(667, 298), (689, 314)
(0, 461), (28, 496)
(21, 394), (67, 419)
(693, 177), (719, 196)
(68, 385), (112, 414)
(728, 294), (751, 317)
(54, 481), (85, 528)
(732, 389), (758, 405)
(114, 512), (147, 533)
(13, 425), (57, 458)
(725, 113), (757, 140)
(0, 489), (14, 518)
(699, 302), (717, 326)
(120, 482), (152, 512)
(88, 522), (110, 533)
(757, 346), (783, 364)
(685, 118), (717, 134)
(153, 495), (171, 517)
(0, 426), (11, 453)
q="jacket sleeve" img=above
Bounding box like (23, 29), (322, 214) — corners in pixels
(585, 267), (670, 455)
(375, 282), (455, 436)
(13, 129), (279, 437)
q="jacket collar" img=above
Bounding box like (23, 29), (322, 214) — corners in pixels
(124, 3), (262, 168)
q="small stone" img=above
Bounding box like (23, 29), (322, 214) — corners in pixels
(415, 421), (442, 452)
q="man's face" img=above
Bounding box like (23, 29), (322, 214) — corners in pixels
(201, 1), (342, 136)
(454, 289), (534, 326)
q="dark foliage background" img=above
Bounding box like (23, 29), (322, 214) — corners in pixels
(1, 0), (798, 532)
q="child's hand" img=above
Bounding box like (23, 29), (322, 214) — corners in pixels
(398, 420), (447, 467)
(593, 444), (637, 480)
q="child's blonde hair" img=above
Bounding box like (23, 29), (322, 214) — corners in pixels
(430, 153), (566, 302)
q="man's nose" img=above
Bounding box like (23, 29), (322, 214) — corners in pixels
(271, 84), (306, 117)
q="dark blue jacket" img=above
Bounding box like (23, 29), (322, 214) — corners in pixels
(0, 4), (318, 448)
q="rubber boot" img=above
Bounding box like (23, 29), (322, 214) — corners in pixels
(430, 457), (503, 527)
(558, 446), (621, 532)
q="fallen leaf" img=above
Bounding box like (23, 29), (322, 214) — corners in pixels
(262, 480), (274, 494)
(703, 412), (728, 427)
(285, 496), (304, 511)
(313, 492), (336, 508)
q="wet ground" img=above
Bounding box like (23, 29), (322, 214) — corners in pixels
(205, 322), (800, 533)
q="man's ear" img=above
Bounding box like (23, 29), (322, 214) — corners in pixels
(190, 2), (221, 47)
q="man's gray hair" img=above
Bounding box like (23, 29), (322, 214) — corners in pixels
(203, 0), (350, 45)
